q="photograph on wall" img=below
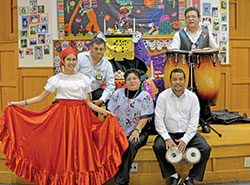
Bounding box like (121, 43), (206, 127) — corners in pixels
(29, 0), (38, 14)
(21, 16), (29, 29)
(19, 30), (28, 38)
(19, 49), (25, 59)
(212, 18), (220, 32)
(221, 23), (227, 32)
(220, 0), (227, 12)
(202, 3), (211, 17)
(34, 45), (43, 60)
(221, 12), (227, 22)
(38, 34), (46, 44)
(37, 24), (48, 33)
(29, 37), (37, 45)
(38, 5), (45, 13)
(19, 6), (29, 15)
(29, 14), (40, 24)
(20, 39), (28, 48)
(60, 0), (183, 37)
(29, 24), (37, 35)
(192, 0), (200, 12)
(202, 17), (211, 25)
(26, 48), (34, 55)
(44, 45), (50, 55)
(220, 41), (227, 52)
(40, 13), (48, 24)
(212, 7), (218, 17)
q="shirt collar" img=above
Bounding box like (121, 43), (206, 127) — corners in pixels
(170, 88), (186, 99)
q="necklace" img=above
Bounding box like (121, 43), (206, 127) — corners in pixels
(125, 89), (139, 116)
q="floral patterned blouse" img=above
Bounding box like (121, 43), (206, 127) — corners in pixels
(108, 88), (154, 136)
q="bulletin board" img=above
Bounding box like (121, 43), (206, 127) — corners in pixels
(58, 0), (186, 38)
(18, 0), (55, 67)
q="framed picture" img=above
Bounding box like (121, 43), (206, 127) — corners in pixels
(40, 13), (48, 24)
(38, 5), (45, 13)
(21, 16), (29, 29)
(37, 24), (48, 33)
(29, 14), (40, 24)
(29, 37), (37, 45)
(19, 30), (28, 38)
(34, 46), (43, 60)
(29, 24), (37, 36)
(30, 0), (38, 14)
(20, 39), (28, 48)
(44, 45), (50, 55)
(19, 6), (29, 15)
(38, 34), (46, 44)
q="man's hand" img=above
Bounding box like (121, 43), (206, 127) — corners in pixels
(175, 139), (186, 153)
(92, 100), (104, 107)
(165, 139), (177, 150)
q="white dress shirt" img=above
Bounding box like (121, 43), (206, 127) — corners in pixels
(75, 51), (115, 103)
(170, 26), (218, 50)
(155, 88), (200, 144)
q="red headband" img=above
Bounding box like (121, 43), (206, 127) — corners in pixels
(60, 48), (78, 66)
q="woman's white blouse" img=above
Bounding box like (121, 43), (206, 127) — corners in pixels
(44, 73), (92, 100)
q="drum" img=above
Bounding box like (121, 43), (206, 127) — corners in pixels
(185, 147), (201, 164)
(165, 147), (183, 164)
(193, 49), (221, 105)
(163, 50), (190, 89)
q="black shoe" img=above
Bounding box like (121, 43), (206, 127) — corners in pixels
(202, 125), (210, 133)
(170, 174), (182, 185)
(183, 178), (194, 185)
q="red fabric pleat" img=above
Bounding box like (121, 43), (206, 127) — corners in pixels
(0, 99), (128, 185)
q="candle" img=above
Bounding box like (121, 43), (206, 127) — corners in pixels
(151, 60), (154, 79)
(104, 18), (106, 34)
(133, 17), (135, 32)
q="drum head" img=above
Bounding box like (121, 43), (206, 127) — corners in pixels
(165, 147), (183, 164)
(185, 147), (201, 164)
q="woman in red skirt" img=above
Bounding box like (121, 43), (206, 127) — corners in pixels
(0, 48), (128, 185)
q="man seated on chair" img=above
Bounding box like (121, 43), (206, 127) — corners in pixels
(153, 68), (211, 185)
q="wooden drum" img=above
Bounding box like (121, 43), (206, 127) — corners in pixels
(163, 50), (190, 89)
(193, 49), (221, 105)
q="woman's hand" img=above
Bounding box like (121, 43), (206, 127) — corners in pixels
(128, 130), (140, 143)
(100, 109), (115, 117)
(8, 101), (23, 106)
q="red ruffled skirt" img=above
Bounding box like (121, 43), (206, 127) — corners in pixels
(0, 99), (128, 185)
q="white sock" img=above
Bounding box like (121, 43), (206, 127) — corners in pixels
(171, 173), (179, 179)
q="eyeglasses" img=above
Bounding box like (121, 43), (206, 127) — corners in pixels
(186, 15), (198, 19)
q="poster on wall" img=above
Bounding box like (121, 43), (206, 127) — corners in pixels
(191, 0), (229, 63)
(58, 0), (186, 37)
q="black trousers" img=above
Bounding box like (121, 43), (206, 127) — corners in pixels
(115, 131), (148, 185)
(153, 133), (211, 181)
(91, 88), (103, 101)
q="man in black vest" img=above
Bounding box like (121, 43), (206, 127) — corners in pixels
(170, 7), (219, 133)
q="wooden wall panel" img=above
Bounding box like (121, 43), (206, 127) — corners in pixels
(0, 0), (18, 42)
(17, 68), (55, 112)
(0, 43), (18, 113)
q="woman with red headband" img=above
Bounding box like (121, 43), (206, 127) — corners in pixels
(0, 48), (128, 185)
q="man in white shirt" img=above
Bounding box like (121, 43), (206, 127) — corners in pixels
(170, 7), (219, 133)
(153, 68), (211, 185)
(75, 38), (115, 106)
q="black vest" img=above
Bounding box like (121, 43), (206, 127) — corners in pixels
(179, 26), (209, 51)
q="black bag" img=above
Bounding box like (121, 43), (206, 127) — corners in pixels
(211, 109), (250, 125)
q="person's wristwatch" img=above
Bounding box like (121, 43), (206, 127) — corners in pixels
(134, 127), (141, 134)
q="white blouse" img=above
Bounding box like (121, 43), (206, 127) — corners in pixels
(44, 73), (92, 100)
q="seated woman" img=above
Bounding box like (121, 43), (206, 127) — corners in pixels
(107, 68), (154, 185)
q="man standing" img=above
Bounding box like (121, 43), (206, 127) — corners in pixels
(75, 38), (115, 106)
(170, 7), (219, 133)
(153, 69), (211, 185)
